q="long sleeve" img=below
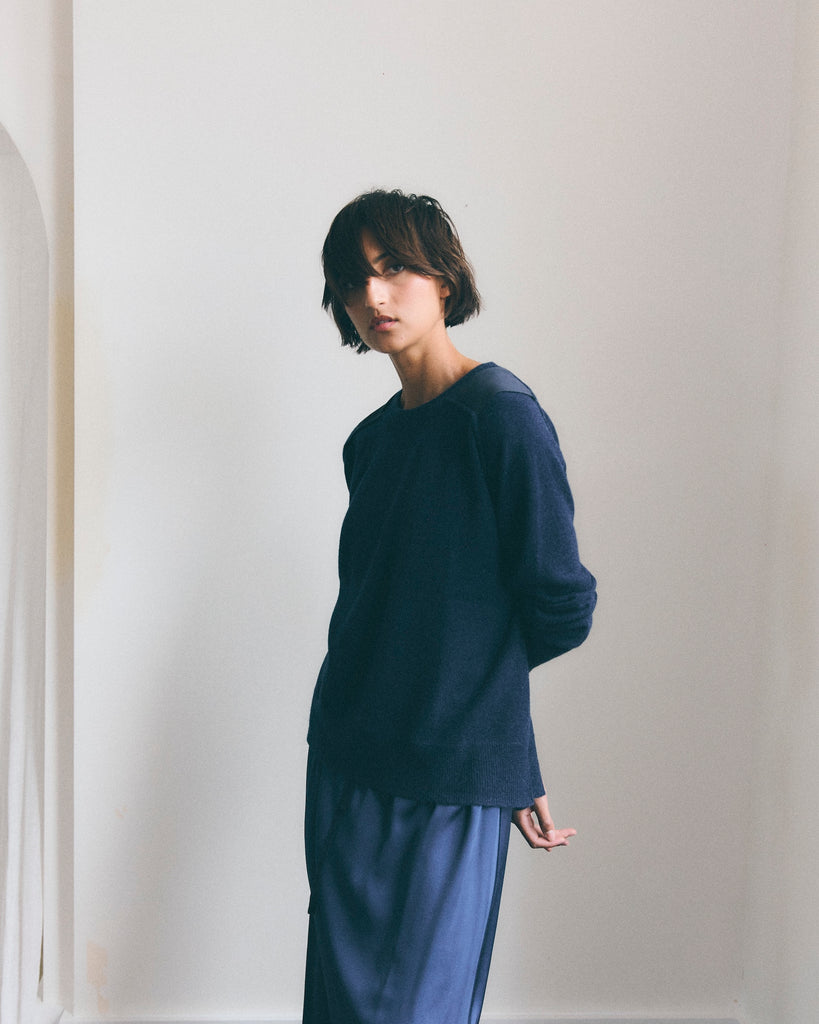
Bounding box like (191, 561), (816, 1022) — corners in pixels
(477, 391), (597, 670)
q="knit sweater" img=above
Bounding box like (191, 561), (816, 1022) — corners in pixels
(307, 363), (596, 808)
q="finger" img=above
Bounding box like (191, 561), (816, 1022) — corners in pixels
(513, 811), (544, 848)
(513, 810), (577, 851)
(545, 826), (576, 839)
(513, 808), (552, 849)
(542, 828), (576, 849)
(531, 798), (553, 826)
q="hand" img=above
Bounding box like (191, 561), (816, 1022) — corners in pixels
(512, 792), (576, 851)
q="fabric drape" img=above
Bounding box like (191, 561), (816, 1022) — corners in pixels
(0, 125), (61, 1024)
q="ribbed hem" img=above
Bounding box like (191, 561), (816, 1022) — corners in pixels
(307, 719), (543, 809)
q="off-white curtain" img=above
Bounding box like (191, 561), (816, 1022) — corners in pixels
(0, 126), (61, 1023)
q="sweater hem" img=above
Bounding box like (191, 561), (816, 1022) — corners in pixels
(307, 721), (543, 809)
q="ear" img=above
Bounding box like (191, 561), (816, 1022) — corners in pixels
(439, 279), (451, 299)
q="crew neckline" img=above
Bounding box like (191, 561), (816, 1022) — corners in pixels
(390, 362), (496, 414)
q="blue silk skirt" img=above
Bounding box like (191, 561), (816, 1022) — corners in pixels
(303, 749), (512, 1024)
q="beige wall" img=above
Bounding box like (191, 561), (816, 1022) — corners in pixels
(5, 1), (818, 1022)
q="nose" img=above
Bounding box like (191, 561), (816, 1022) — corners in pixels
(363, 275), (386, 307)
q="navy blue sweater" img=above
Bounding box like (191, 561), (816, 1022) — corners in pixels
(308, 363), (596, 808)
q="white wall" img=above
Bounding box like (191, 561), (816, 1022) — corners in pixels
(742, 3), (819, 1023)
(0, 0), (795, 1021)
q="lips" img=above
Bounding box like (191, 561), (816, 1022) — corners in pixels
(370, 316), (397, 330)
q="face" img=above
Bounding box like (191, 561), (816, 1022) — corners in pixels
(342, 230), (451, 357)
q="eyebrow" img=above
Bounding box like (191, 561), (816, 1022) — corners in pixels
(360, 251), (395, 278)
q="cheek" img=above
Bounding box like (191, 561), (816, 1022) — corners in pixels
(343, 302), (364, 325)
(408, 279), (446, 310)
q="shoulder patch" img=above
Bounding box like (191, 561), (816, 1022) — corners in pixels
(448, 364), (534, 415)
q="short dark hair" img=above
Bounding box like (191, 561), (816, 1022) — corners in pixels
(321, 189), (482, 353)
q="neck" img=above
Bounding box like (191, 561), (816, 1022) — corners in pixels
(391, 338), (480, 410)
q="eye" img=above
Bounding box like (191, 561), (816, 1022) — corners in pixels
(383, 263), (405, 276)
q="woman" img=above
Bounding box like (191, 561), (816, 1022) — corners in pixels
(304, 189), (596, 1023)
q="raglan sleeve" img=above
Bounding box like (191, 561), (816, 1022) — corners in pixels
(478, 391), (597, 670)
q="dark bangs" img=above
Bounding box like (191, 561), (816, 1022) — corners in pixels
(321, 189), (481, 353)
